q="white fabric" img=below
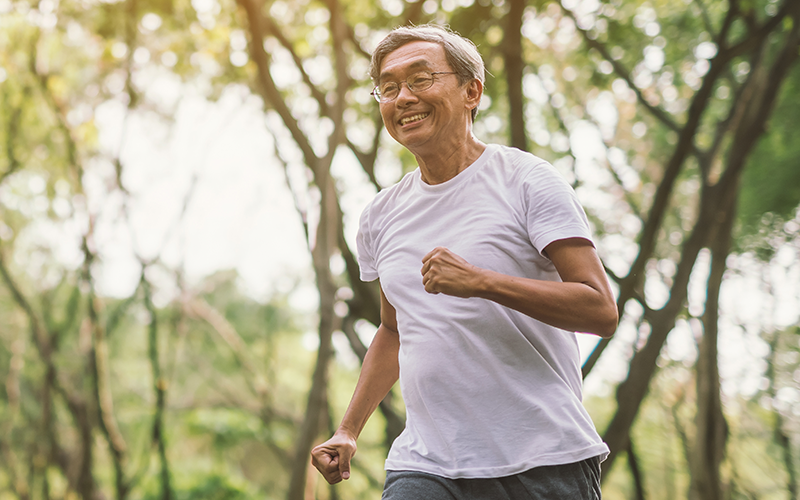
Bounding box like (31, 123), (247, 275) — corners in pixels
(356, 144), (609, 479)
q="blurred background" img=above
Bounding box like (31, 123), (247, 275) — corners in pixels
(1, 0), (799, 498)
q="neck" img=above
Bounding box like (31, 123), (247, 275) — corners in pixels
(416, 135), (486, 185)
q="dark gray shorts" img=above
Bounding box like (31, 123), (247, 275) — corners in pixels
(382, 456), (602, 500)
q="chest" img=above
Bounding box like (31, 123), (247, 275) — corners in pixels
(372, 187), (550, 304)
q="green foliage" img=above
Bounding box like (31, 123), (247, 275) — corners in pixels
(141, 472), (261, 500)
(737, 63), (800, 248)
(185, 408), (262, 447)
(1, 0), (799, 498)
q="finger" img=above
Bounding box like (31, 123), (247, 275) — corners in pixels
(310, 448), (325, 469)
(326, 455), (343, 483)
(322, 469), (342, 485)
(312, 448), (341, 480)
(422, 248), (437, 263)
(423, 246), (449, 263)
(317, 462), (342, 484)
(338, 447), (353, 480)
(311, 445), (334, 463)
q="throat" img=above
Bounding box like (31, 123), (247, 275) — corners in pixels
(417, 140), (487, 185)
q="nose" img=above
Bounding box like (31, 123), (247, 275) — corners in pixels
(395, 82), (418, 105)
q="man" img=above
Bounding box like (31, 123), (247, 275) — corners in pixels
(311, 24), (618, 499)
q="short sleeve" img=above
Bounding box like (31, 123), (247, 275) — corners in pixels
(356, 201), (379, 282)
(522, 161), (593, 256)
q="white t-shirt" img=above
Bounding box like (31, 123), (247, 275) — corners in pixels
(356, 144), (609, 479)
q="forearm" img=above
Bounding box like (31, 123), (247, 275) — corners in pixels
(337, 323), (400, 438)
(421, 242), (618, 337)
(475, 269), (618, 337)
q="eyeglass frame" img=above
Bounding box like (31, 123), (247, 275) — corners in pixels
(370, 71), (458, 103)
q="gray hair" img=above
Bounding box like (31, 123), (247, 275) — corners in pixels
(370, 24), (485, 121)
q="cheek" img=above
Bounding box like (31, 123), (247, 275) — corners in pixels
(379, 104), (394, 120)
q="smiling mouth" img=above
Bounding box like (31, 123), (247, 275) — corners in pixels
(400, 113), (430, 126)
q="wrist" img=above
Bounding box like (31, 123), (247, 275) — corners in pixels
(334, 425), (359, 442)
(472, 267), (496, 299)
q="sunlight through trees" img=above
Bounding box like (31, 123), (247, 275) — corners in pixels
(1, 0), (799, 498)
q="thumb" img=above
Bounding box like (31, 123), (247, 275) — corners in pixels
(338, 447), (353, 480)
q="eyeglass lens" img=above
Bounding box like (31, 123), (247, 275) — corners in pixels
(374, 71), (436, 102)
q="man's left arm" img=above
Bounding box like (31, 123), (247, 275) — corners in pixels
(420, 237), (618, 338)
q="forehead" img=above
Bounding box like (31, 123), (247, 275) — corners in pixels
(379, 41), (449, 79)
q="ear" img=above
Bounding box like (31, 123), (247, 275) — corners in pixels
(464, 78), (483, 114)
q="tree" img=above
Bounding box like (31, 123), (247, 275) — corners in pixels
(2, 0), (799, 498)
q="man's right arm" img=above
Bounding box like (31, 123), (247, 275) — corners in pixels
(310, 284), (400, 484)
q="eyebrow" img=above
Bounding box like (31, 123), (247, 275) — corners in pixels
(379, 59), (433, 81)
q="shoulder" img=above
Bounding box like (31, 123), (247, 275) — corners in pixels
(486, 144), (548, 166)
(479, 145), (571, 196)
(484, 144), (552, 179)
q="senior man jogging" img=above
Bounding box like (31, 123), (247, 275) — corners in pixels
(310, 24), (618, 500)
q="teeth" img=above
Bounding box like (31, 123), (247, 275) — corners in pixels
(401, 113), (429, 125)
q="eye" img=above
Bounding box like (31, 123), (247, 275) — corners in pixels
(408, 73), (433, 90)
(379, 82), (399, 96)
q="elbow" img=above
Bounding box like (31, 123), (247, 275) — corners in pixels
(573, 304), (617, 338)
(596, 304), (619, 339)
(596, 323), (617, 339)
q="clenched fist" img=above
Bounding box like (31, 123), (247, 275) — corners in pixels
(421, 247), (485, 298)
(311, 431), (357, 484)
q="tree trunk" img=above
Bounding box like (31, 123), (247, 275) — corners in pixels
(578, 2), (796, 379)
(601, 194), (712, 475)
(503, 0), (527, 151)
(689, 189), (734, 500)
(143, 273), (172, 500)
(286, 175), (340, 500)
(626, 438), (647, 500)
(601, 7), (799, 478)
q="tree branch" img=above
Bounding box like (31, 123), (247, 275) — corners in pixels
(0, 81), (30, 184)
(184, 296), (268, 399)
(692, 0), (716, 38)
(560, 5), (681, 133)
(237, 0), (319, 172)
(261, 12), (331, 117)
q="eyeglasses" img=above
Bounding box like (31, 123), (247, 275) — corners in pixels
(371, 71), (457, 103)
